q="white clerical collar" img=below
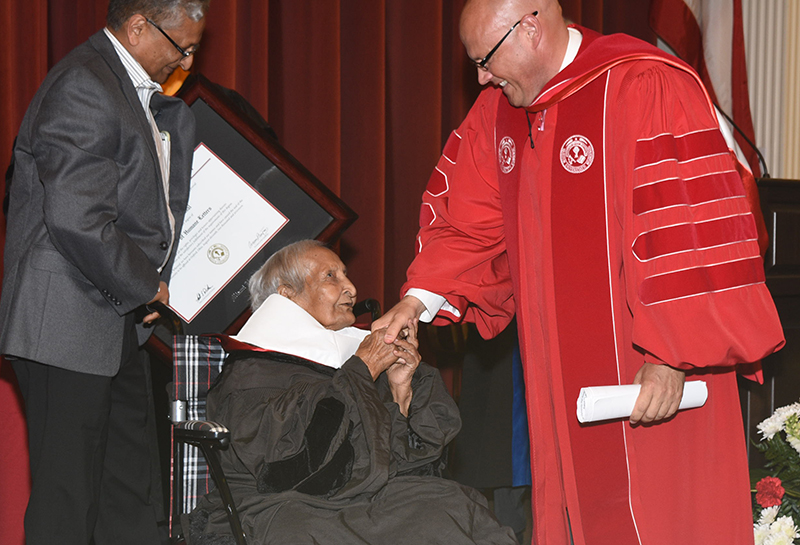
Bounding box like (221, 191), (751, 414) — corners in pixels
(558, 27), (583, 72)
(232, 294), (370, 369)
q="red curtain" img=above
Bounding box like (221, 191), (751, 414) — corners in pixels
(185, 0), (654, 307)
(0, 2), (654, 543)
(0, 2), (47, 543)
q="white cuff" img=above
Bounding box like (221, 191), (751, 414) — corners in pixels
(404, 289), (461, 323)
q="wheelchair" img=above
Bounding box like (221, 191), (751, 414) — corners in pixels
(166, 299), (382, 545)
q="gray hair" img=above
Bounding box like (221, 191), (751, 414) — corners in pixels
(107, 0), (210, 30)
(248, 240), (326, 311)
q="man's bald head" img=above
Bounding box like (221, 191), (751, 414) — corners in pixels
(460, 0), (569, 107)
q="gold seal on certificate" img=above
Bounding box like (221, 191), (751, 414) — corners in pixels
(169, 144), (289, 323)
(207, 243), (229, 265)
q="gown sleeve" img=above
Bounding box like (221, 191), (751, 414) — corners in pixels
(376, 363), (461, 475)
(615, 61), (784, 373)
(402, 88), (515, 339)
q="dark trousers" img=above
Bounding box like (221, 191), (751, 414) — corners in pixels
(12, 325), (163, 545)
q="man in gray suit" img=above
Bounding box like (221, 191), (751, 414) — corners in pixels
(0, 1), (210, 543)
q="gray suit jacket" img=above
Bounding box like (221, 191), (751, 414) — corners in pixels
(0, 30), (194, 376)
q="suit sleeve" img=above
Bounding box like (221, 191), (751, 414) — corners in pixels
(30, 67), (161, 314)
(616, 62), (784, 372)
(402, 88), (515, 339)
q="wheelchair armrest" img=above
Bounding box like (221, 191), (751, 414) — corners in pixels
(171, 420), (248, 544)
(173, 420), (230, 448)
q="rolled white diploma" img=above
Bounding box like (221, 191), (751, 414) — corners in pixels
(576, 380), (708, 423)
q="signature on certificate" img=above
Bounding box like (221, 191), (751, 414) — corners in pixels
(248, 228), (270, 249)
(196, 284), (214, 302)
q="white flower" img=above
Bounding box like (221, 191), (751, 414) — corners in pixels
(788, 434), (800, 457)
(758, 402), (800, 440)
(754, 522), (771, 545)
(760, 506), (780, 525)
(772, 515), (800, 539)
(765, 534), (793, 545)
(759, 414), (787, 440)
(764, 532), (795, 545)
(779, 402), (800, 416)
(757, 515), (800, 545)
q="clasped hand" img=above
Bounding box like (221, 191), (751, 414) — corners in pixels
(356, 321), (421, 416)
(356, 322), (421, 382)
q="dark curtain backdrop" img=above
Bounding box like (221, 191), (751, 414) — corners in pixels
(0, 2), (654, 543)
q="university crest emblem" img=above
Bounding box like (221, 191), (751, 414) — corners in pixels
(560, 135), (595, 173)
(498, 136), (516, 174)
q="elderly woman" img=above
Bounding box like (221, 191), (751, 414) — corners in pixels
(187, 240), (516, 545)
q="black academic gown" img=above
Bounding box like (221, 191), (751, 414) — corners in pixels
(188, 349), (517, 545)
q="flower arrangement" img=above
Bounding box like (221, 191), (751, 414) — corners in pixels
(752, 401), (800, 545)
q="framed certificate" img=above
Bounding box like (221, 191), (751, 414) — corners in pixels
(167, 143), (290, 325)
(149, 74), (356, 355)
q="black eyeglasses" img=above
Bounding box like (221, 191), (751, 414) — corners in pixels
(146, 17), (197, 58)
(475, 11), (537, 70)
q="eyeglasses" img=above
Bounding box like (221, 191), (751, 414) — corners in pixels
(146, 17), (198, 58)
(474, 11), (538, 70)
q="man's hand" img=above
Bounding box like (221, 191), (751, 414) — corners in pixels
(371, 296), (426, 344)
(630, 362), (686, 425)
(142, 281), (169, 325)
(355, 328), (400, 380)
(385, 320), (421, 416)
(385, 320), (420, 387)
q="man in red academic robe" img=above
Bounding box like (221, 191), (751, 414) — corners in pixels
(373, 1), (785, 544)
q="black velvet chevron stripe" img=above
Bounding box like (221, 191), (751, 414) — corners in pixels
(256, 397), (353, 497)
(305, 397), (346, 469)
(256, 448), (309, 494)
(296, 425), (354, 497)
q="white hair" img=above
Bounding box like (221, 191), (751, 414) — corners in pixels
(247, 240), (326, 311)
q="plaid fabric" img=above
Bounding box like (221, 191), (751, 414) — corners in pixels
(171, 335), (228, 516)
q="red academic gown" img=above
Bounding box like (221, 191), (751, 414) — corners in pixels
(403, 27), (784, 545)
